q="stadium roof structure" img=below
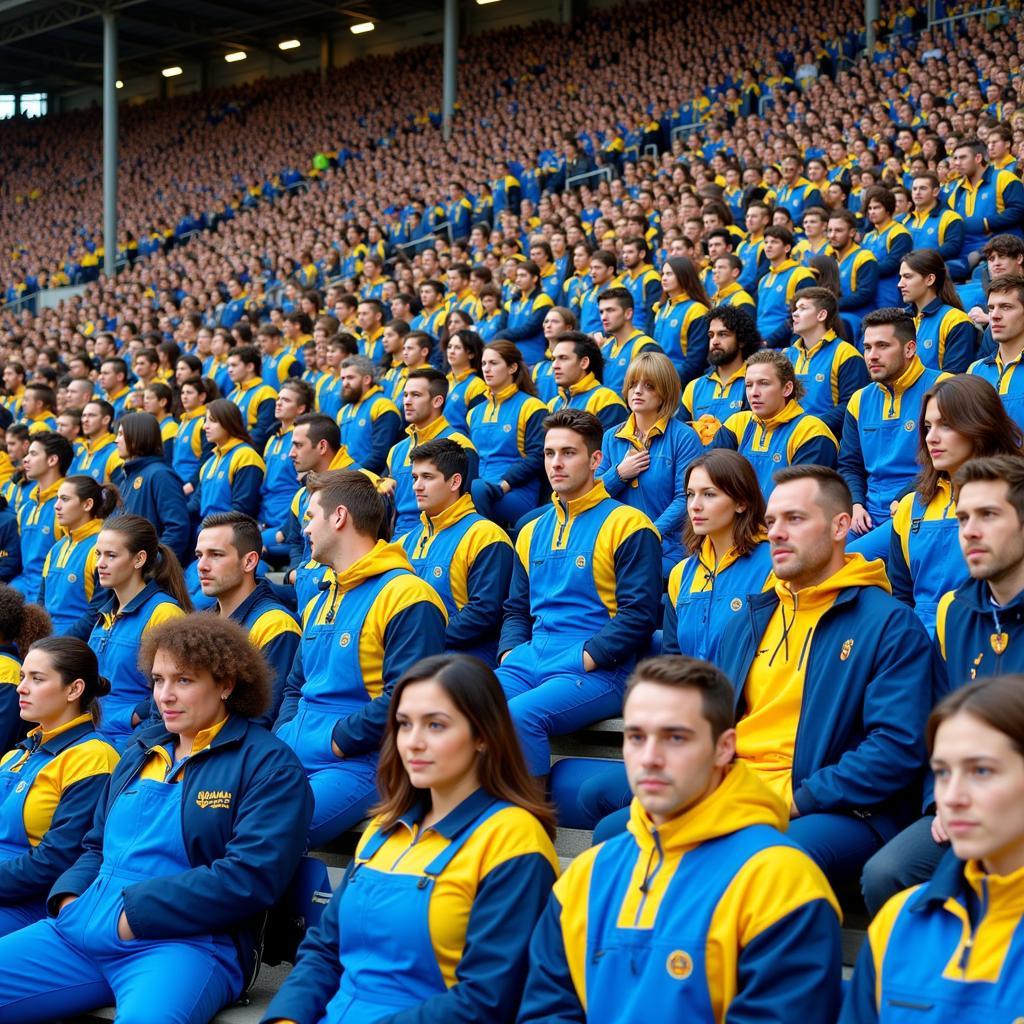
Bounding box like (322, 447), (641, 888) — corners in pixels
(0, 0), (443, 92)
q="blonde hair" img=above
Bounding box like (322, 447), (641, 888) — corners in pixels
(623, 351), (681, 420)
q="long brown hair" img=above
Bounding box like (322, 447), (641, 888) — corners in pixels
(903, 249), (964, 310)
(927, 674), (1024, 756)
(682, 449), (767, 555)
(101, 514), (193, 611)
(205, 398), (253, 446)
(484, 340), (537, 396)
(373, 654), (556, 838)
(663, 256), (711, 308)
(915, 375), (1022, 503)
(29, 636), (110, 726)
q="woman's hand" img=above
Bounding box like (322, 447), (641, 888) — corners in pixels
(117, 911), (136, 941)
(931, 814), (950, 845)
(617, 449), (650, 481)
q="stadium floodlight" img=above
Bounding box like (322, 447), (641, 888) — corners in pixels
(278, 39), (301, 50)
(162, 66), (183, 78)
(476, 0), (502, 5)
(225, 51), (247, 62)
(350, 21), (374, 34)
(115, 80), (124, 89)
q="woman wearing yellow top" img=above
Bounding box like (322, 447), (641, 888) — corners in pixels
(0, 636), (117, 937)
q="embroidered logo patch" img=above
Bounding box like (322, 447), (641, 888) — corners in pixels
(575, 555), (587, 568)
(339, 632), (352, 648)
(67, 573), (77, 583)
(666, 950), (693, 980)
(432, 566), (443, 578)
(840, 638), (854, 661)
(815, 373), (825, 382)
(904, 420), (915, 431)
(503, 424), (512, 432)
(133, 477), (143, 490)
(772, 453), (782, 462)
(730, 598), (743, 612)
(196, 790), (232, 810)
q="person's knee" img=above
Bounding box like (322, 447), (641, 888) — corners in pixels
(861, 843), (905, 917)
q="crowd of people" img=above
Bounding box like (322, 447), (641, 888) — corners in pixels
(0, 0), (1023, 1019)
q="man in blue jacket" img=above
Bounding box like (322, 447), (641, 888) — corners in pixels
(498, 409), (661, 776)
(717, 464), (936, 890)
(861, 454), (1024, 913)
(195, 511), (301, 728)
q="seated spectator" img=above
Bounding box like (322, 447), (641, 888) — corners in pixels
(599, 351), (701, 576)
(97, 358), (132, 420)
(87, 515), (189, 747)
(841, 308), (949, 545)
(785, 287), (869, 437)
(274, 470), (446, 844)
(141, 383), (177, 465)
(0, 615), (312, 1023)
(111, 413), (191, 563)
(860, 186), (914, 308)
(0, 637), (117, 938)
(401, 439), (512, 666)
(226, 344), (278, 452)
(681, 304), (759, 445)
(0, 586), (51, 755)
(843, 676), (1024, 1022)
(906, 171), (965, 264)
(519, 655), (841, 1024)
(756, 226), (816, 348)
(665, 449), (773, 663)
(862, 455), (1024, 913)
(718, 466), (936, 890)
(652, 256), (710, 386)
(338, 355), (403, 475)
(259, 379), (309, 554)
(468, 341), (547, 526)
(547, 333), (627, 431)
(70, 400), (121, 484)
(890, 375), (1021, 634)
(494, 259), (554, 365)
(19, 384), (58, 436)
(171, 377), (212, 496)
(968, 273), (1024, 430)
(711, 350), (837, 496)
(899, 249), (979, 373)
(41, 476), (119, 637)
(188, 399), (265, 522)
(532, 305), (578, 404)
(444, 329), (488, 434)
(827, 209), (879, 335)
(595, 286), (661, 397)
(498, 410), (660, 776)
(265, 654), (557, 1024)
(619, 235), (663, 334)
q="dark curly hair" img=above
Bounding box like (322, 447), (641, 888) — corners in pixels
(0, 584), (52, 654)
(705, 304), (762, 360)
(138, 614), (271, 720)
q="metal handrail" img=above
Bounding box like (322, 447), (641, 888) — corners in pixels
(566, 166), (612, 190)
(670, 121), (704, 144)
(929, 3), (1007, 28)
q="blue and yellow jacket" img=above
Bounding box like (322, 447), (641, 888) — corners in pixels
(906, 204), (965, 263)
(40, 518), (103, 635)
(968, 348), (1024, 431)
(264, 788), (557, 1024)
(0, 645), (23, 764)
(838, 357), (949, 522)
(401, 493), (513, 665)
(784, 331), (869, 436)
(190, 437), (265, 521)
(227, 579), (300, 728)
(517, 763), (841, 1024)
(315, 371), (344, 421)
(0, 715), (117, 904)
(104, 387), (132, 421)
(444, 369), (488, 435)
(600, 329), (660, 397)
(776, 177), (825, 224)
(947, 164), (1024, 253)
(890, 477), (965, 634)
(664, 535), (773, 664)
(835, 242), (879, 316)
(338, 383), (403, 475)
(841, 851), (1024, 1023)
(156, 415), (178, 465)
(111, 455), (191, 563)
(467, 383), (547, 495)
(411, 304), (447, 340)
(11, 477), (63, 600)
(757, 259), (816, 347)
(69, 433), (121, 483)
(681, 365), (747, 444)
(277, 541), (447, 756)
(621, 263), (662, 333)
(259, 427), (299, 528)
(22, 412), (58, 436)
(792, 236), (833, 266)
(712, 402), (837, 496)
(498, 288), (554, 364)
(386, 417), (478, 538)
(578, 274), (625, 335)
(652, 294), (710, 384)
(261, 347), (299, 389)
(499, 481), (661, 667)
(861, 219), (914, 306)
(913, 298), (978, 373)
(736, 233), (768, 293)
(599, 414), (702, 575)
(171, 407), (207, 488)
(547, 373), (628, 433)
(935, 576), (1024, 697)
(712, 280), (756, 309)
(52, 715), (312, 988)
(228, 377), (278, 452)
(718, 555), (935, 839)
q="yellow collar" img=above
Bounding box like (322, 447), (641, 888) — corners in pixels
(615, 412), (668, 448)
(29, 712), (93, 745)
(489, 382), (519, 403)
(551, 479), (609, 523)
(67, 518), (103, 543)
(422, 491), (476, 532)
(86, 431), (116, 452)
(213, 437), (244, 457)
(406, 416), (451, 444)
(180, 405), (206, 424)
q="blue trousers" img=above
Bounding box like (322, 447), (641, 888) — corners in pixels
(786, 813), (883, 891)
(498, 645), (627, 776)
(860, 815), (947, 916)
(470, 479), (539, 530)
(0, 910), (239, 1023)
(549, 758), (630, 830)
(847, 519), (893, 563)
(306, 755), (378, 847)
(0, 899), (45, 939)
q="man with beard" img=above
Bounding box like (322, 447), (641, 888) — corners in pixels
(681, 305), (760, 444)
(337, 355), (402, 474)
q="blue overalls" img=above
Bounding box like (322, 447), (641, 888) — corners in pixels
(583, 825), (795, 1022)
(40, 519), (102, 634)
(172, 409), (206, 487)
(444, 371), (487, 434)
(0, 755), (243, 1023)
(322, 801), (507, 1023)
(275, 572), (404, 845)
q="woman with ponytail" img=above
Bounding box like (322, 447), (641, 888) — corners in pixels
(88, 515), (190, 747)
(0, 586), (52, 754)
(41, 476), (121, 637)
(0, 637), (117, 937)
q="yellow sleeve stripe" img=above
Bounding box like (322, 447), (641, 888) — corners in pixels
(514, 516), (540, 574)
(249, 608), (300, 647)
(891, 492), (915, 568)
(593, 505), (660, 616)
(553, 844), (601, 1014)
(867, 886), (920, 1011)
(142, 602), (185, 633)
(667, 558), (686, 605)
(228, 448), (267, 480)
(450, 523), (513, 610)
(936, 589), (956, 659)
(786, 416), (837, 461)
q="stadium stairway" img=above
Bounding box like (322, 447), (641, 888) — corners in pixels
(71, 718), (865, 1021)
